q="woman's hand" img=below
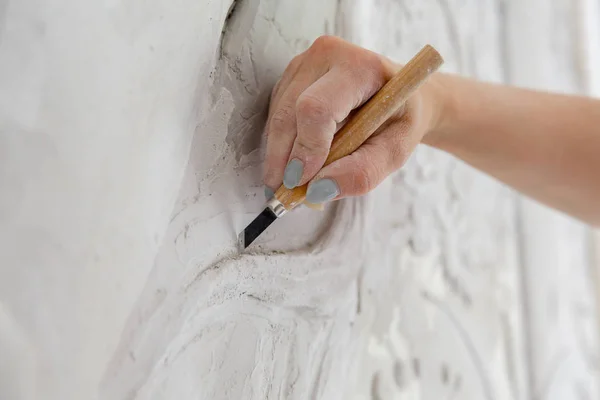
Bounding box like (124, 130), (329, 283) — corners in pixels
(263, 35), (600, 225)
(263, 35), (449, 203)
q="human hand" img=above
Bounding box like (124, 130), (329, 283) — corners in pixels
(263, 36), (449, 204)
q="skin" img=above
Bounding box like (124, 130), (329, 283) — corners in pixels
(263, 36), (600, 227)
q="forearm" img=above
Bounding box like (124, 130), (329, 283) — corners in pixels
(424, 74), (600, 226)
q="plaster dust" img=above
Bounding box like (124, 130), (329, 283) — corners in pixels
(0, 1), (598, 400)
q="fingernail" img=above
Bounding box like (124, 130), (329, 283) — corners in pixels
(306, 179), (340, 204)
(264, 186), (274, 200)
(283, 159), (303, 189)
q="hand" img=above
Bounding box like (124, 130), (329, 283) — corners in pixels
(263, 35), (449, 204)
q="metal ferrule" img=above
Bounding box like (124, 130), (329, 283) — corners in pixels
(267, 196), (287, 218)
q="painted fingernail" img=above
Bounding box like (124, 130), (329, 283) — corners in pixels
(306, 179), (340, 204)
(283, 158), (303, 189)
(264, 186), (274, 199)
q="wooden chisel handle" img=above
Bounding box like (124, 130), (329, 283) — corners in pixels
(274, 44), (444, 210)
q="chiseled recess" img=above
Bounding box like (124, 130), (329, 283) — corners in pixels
(100, 0), (350, 399)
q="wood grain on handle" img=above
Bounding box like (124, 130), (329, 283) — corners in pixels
(275, 44), (444, 210)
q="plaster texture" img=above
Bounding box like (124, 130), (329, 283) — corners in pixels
(0, 0), (598, 399)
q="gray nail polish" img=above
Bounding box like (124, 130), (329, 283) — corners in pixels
(306, 179), (340, 204)
(264, 187), (274, 199)
(283, 159), (303, 189)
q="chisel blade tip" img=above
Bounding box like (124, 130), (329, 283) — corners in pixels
(238, 207), (278, 251)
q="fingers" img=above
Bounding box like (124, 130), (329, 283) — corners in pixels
(263, 35), (394, 192)
(305, 110), (422, 204)
(283, 63), (386, 189)
(263, 70), (325, 190)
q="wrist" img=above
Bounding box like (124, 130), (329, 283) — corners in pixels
(383, 59), (458, 152)
(420, 72), (458, 151)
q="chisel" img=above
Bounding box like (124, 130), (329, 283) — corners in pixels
(238, 44), (444, 250)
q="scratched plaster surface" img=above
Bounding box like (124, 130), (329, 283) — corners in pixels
(0, 0), (598, 399)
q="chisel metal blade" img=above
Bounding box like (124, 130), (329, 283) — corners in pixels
(238, 196), (287, 251)
(238, 207), (277, 250)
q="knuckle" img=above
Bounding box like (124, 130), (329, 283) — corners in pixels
(350, 52), (391, 87)
(296, 93), (331, 123)
(311, 35), (341, 52)
(270, 105), (295, 133)
(295, 133), (331, 155)
(359, 54), (388, 85)
(353, 152), (383, 195)
(353, 167), (375, 195)
(336, 56), (387, 103)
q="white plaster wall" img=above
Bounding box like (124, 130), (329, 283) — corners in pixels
(0, 0), (597, 399)
(0, 0), (239, 398)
